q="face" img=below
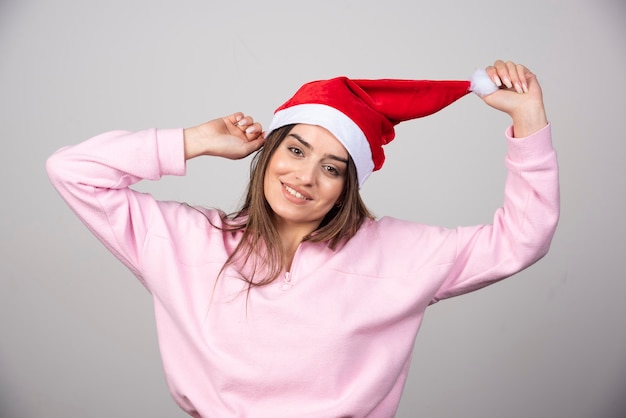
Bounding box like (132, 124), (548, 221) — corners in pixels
(263, 124), (348, 234)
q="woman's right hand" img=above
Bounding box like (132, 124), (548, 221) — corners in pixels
(183, 112), (265, 160)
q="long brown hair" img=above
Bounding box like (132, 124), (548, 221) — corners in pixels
(219, 124), (374, 289)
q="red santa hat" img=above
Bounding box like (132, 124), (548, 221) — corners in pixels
(267, 68), (498, 186)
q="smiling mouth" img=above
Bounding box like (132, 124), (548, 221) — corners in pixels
(283, 184), (311, 201)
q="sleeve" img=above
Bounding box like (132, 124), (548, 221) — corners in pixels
(45, 128), (186, 284)
(432, 123), (559, 302)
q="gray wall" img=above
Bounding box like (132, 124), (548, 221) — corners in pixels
(1, 0), (625, 417)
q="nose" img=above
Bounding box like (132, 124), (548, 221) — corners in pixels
(294, 160), (317, 185)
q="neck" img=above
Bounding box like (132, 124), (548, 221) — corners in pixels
(273, 219), (319, 271)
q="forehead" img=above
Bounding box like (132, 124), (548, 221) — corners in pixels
(289, 124), (349, 158)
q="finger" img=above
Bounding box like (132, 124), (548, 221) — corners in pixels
(225, 112), (245, 126)
(516, 64), (530, 93)
(504, 61), (525, 94)
(485, 65), (502, 87)
(523, 70), (539, 94)
(235, 116), (253, 128)
(493, 60), (513, 89)
(502, 61), (530, 94)
(244, 122), (263, 138)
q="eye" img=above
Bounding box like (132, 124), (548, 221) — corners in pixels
(288, 146), (303, 156)
(323, 165), (341, 177)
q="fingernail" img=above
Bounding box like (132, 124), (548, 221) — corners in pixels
(493, 76), (502, 87)
(503, 77), (513, 88)
(514, 82), (523, 94)
(522, 83), (529, 93)
(245, 126), (257, 134)
(236, 115), (243, 122)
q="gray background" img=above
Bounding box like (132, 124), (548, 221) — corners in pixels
(1, 0), (625, 417)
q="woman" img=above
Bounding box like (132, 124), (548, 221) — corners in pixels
(46, 60), (559, 417)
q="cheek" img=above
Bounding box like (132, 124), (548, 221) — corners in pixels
(266, 154), (289, 176)
(262, 158), (277, 195)
(322, 180), (346, 203)
(273, 156), (295, 173)
(262, 166), (276, 198)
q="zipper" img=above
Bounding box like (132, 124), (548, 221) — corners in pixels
(280, 243), (304, 291)
(280, 271), (293, 291)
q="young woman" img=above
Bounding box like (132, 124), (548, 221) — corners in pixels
(46, 60), (559, 417)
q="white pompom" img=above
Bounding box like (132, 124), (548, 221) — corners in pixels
(470, 68), (499, 97)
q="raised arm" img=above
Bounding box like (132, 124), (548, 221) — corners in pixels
(432, 61), (559, 301)
(46, 113), (263, 285)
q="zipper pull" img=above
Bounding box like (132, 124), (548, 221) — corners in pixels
(280, 271), (293, 291)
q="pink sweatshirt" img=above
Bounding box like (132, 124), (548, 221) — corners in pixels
(46, 124), (559, 417)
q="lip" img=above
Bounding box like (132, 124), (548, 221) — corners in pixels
(281, 182), (313, 204)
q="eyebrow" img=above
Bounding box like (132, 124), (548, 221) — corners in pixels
(288, 133), (349, 164)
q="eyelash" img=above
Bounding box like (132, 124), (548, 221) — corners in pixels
(288, 146), (303, 156)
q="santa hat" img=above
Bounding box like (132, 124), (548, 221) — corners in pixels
(267, 68), (498, 186)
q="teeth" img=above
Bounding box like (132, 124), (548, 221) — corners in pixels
(284, 185), (308, 200)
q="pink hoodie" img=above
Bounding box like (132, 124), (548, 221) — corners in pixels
(46, 124), (558, 417)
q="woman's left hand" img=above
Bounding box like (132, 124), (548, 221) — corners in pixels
(481, 60), (548, 138)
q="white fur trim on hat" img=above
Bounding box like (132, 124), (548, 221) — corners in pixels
(470, 68), (499, 96)
(267, 103), (375, 187)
